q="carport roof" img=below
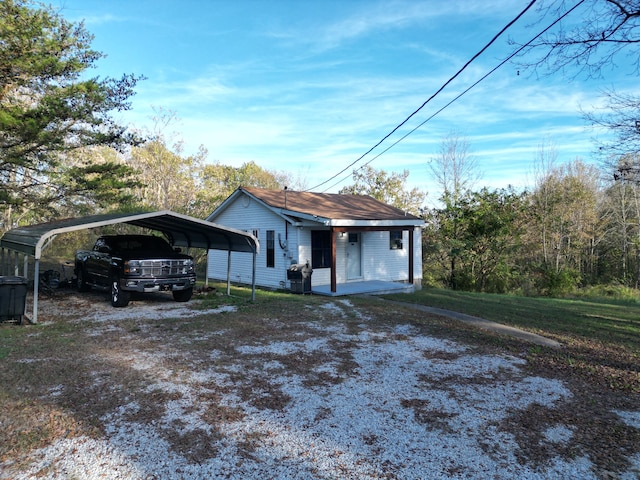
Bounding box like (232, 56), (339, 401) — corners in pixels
(0, 210), (259, 259)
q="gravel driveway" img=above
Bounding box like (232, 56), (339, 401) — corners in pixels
(2, 293), (639, 479)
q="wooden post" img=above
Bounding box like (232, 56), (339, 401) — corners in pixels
(331, 228), (337, 293)
(408, 228), (415, 285)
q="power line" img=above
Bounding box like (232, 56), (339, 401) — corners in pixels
(306, 0), (538, 192)
(319, 0), (587, 193)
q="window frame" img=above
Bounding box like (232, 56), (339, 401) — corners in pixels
(266, 230), (275, 268)
(390, 230), (403, 250)
(311, 230), (331, 269)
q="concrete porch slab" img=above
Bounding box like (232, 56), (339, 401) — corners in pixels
(312, 280), (414, 297)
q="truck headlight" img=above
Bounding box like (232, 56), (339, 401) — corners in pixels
(183, 259), (194, 274)
(125, 260), (141, 275)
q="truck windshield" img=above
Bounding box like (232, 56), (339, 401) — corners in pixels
(110, 237), (175, 255)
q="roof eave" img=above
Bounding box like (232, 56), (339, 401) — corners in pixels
(328, 219), (425, 228)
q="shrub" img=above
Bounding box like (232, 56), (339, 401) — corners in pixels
(535, 266), (581, 297)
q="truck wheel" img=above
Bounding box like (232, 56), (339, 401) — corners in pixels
(76, 268), (91, 292)
(111, 278), (130, 307)
(173, 288), (193, 303)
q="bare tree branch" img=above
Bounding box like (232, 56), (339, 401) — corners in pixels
(514, 0), (640, 78)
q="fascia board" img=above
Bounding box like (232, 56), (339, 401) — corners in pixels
(328, 219), (425, 228)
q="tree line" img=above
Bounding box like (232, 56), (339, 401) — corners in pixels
(422, 137), (640, 294)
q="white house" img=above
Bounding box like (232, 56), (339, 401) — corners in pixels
(206, 187), (424, 295)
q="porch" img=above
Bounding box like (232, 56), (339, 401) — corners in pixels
(312, 280), (415, 297)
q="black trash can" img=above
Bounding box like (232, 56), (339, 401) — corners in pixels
(287, 262), (312, 294)
(0, 276), (28, 323)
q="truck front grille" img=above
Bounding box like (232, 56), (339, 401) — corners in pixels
(138, 260), (192, 277)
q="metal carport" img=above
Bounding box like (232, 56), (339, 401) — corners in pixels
(0, 210), (259, 323)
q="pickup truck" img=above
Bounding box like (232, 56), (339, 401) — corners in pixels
(75, 234), (196, 307)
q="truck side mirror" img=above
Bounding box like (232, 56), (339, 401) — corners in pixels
(174, 247), (182, 253)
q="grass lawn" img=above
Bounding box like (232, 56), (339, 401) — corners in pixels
(384, 288), (640, 392)
(384, 288), (640, 347)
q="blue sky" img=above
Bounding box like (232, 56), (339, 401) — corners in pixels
(54, 0), (632, 203)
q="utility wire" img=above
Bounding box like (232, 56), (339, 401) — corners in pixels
(319, 0), (587, 193)
(306, 0), (538, 192)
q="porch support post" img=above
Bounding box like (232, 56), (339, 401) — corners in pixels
(408, 227), (415, 285)
(330, 227), (337, 293)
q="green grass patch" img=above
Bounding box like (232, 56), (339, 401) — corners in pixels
(384, 288), (640, 350)
(196, 282), (312, 308)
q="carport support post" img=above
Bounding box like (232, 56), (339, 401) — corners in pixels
(32, 258), (39, 324)
(251, 248), (256, 302)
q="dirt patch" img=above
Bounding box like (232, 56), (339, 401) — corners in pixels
(1, 293), (639, 479)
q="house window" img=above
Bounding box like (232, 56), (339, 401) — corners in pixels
(311, 230), (331, 268)
(390, 230), (403, 250)
(266, 230), (275, 268)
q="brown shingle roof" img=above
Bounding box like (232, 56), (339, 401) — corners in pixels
(241, 187), (421, 221)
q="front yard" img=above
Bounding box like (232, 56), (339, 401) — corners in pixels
(0, 289), (638, 479)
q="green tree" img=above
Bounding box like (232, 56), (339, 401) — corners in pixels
(127, 108), (207, 216)
(421, 199), (466, 289)
(197, 160), (293, 213)
(129, 141), (206, 215)
(427, 133), (480, 288)
(0, 0), (143, 231)
(339, 165), (426, 216)
(56, 146), (141, 217)
(457, 188), (526, 292)
(525, 158), (601, 294)
(423, 188), (525, 292)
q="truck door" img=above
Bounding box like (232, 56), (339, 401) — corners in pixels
(86, 238), (112, 287)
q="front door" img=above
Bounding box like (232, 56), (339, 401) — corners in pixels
(346, 233), (362, 280)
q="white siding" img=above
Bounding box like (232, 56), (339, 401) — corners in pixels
(207, 197), (295, 289)
(335, 234), (348, 284)
(360, 229), (422, 284)
(361, 231), (403, 281)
